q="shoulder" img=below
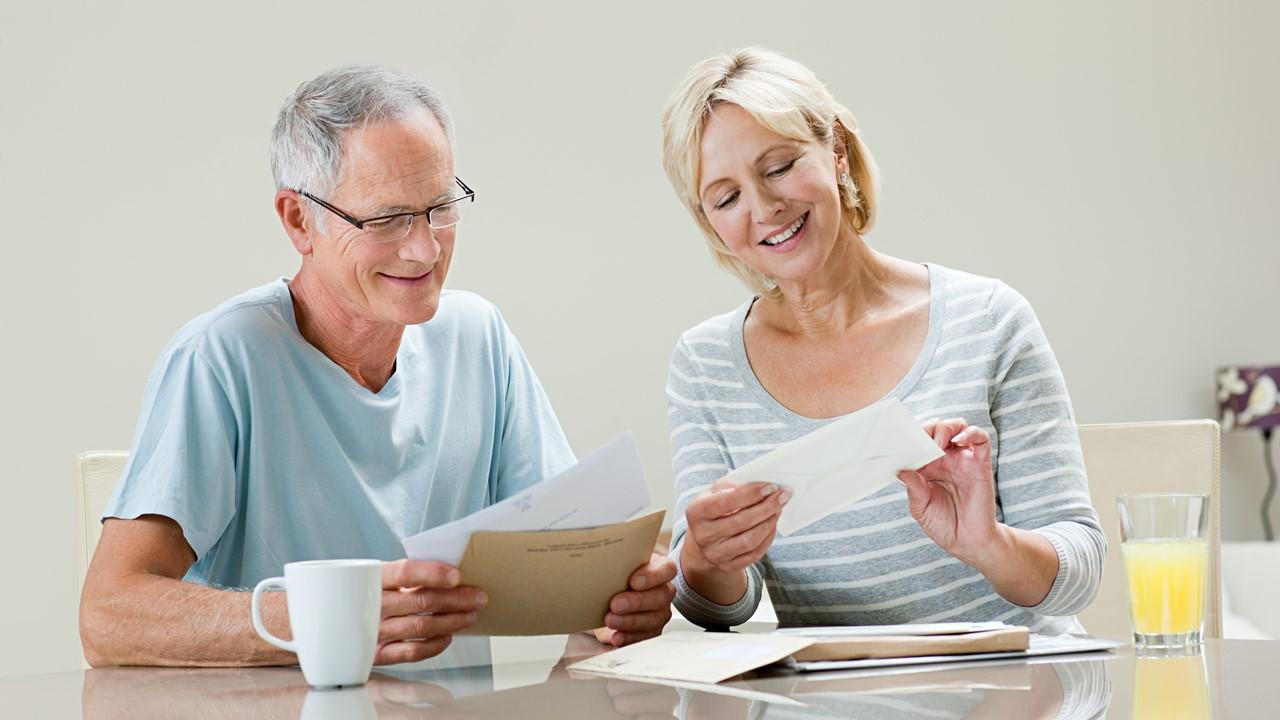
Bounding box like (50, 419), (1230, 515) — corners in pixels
(670, 302), (743, 361)
(161, 280), (293, 364)
(932, 264), (1035, 326)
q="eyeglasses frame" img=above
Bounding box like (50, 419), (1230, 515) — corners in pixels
(297, 177), (475, 232)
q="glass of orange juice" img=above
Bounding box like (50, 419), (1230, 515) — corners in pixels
(1118, 493), (1210, 651)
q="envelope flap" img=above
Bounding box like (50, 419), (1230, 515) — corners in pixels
(457, 510), (665, 636)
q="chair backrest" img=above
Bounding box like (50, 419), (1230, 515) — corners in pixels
(74, 451), (128, 587)
(1074, 420), (1222, 639)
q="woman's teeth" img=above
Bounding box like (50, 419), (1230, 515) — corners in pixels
(763, 214), (806, 246)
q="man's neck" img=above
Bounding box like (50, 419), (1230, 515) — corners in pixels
(287, 269), (403, 393)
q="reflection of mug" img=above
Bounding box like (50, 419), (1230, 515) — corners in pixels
(251, 559), (382, 688)
(301, 686), (377, 720)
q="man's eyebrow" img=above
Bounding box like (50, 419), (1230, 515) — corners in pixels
(366, 191), (456, 217)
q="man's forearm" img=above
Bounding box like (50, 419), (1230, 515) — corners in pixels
(81, 572), (296, 667)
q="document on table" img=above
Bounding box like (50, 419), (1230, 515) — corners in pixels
(788, 634), (1120, 673)
(722, 397), (944, 535)
(401, 433), (651, 565)
(568, 631), (816, 684)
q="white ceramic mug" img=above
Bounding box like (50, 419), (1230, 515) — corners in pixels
(251, 559), (382, 688)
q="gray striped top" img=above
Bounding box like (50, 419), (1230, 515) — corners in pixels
(666, 264), (1105, 635)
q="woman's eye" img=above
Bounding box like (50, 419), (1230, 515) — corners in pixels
(767, 160), (796, 178)
(714, 191), (739, 210)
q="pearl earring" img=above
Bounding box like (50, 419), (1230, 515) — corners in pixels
(840, 172), (850, 184)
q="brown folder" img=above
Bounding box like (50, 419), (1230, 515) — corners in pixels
(790, 626), (1031, 662)
(457, 510), (665, 636)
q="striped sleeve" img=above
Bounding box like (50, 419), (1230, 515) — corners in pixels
(666, 336), (764, 628)
(988, 282), (1106, 616)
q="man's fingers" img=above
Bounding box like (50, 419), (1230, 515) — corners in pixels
(381, 586), (487, 618)
(382, 559), (460, 590)
(380, 611), (477, 644)
(630, 554), (677, 591)
(611, 583), (677, 615)
(374, 635), (453, 665)
(605, 608), (672, 633)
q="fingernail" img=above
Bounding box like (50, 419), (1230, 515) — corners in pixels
(779, 489), (794, 505)
(466, 612), (478, 622)
(763, 484), (779, 496)
(476, 591), (489, 607)
(633, 576), (647, 590)
(447, 569), (461, 586)
(616, 599), (630, 613)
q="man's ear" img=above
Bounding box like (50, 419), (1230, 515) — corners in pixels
(275, 190), (315, 256)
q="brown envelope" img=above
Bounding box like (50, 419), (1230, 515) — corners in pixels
(457, 510), (665, 636)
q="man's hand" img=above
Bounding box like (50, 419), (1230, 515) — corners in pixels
(375, 559), (487, 665)
(594, 553), (676, 647)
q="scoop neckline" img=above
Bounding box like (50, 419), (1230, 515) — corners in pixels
(726, 263), (947, 428)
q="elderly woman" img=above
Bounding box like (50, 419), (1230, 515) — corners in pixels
(660, 48), (1105, 634)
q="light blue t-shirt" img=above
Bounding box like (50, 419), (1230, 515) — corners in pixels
(104, 279), (577, 589)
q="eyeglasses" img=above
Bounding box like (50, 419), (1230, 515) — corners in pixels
(298, 177), (475, 242)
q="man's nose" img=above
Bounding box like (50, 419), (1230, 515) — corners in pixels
(398, 218), (441, 263)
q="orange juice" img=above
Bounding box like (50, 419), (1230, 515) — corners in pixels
(1132, 654), (1210, 720)
(1120, 538), (1208, 635)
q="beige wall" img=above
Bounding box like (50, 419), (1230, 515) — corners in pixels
(2, 0), (1277, 678)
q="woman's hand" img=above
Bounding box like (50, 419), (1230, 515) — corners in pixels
(897, 419), (1004, 568)
(680, 480), (790, 605)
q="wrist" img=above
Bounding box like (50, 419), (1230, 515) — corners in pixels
(963, 523), (1016, 576)
(679, 539), (747, 606)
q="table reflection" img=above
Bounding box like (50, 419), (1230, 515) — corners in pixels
(79, 640), (1112, 720)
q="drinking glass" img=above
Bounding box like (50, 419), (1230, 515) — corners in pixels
(1117, 493), (1210, 651)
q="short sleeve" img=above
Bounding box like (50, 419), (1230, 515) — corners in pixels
(103, 343), (239, 561)
(492, 325), (576, 500)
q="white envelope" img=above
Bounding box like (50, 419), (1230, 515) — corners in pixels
(722, 398), (943, 535)
(401, 433), (651, 565)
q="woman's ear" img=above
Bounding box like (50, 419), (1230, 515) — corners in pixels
(832, 120), (851, 175)
(275, 190), (315, 256)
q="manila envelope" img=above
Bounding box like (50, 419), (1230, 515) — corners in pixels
(457, 510), (665, 636)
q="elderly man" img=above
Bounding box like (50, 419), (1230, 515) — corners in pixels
(80, 66), (675, 667)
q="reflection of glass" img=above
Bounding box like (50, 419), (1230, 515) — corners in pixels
(1131, 653), (1210, 720)
(1118, 493), (1210, 650)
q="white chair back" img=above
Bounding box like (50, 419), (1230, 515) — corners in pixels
(75, 451), (128, 588)
(1075, 421), (1222, 639)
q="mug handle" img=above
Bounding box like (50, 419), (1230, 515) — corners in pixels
(251, 576), (296, 653)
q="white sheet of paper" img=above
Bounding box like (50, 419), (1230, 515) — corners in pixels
(400, 433), (651, 565)
(789, 634), (1119, 673)
(568, 631), (815, 685)
(722, 398), (944, 535)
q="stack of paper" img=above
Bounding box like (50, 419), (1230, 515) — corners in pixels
(722, 398), (944, 535)
(568, 624), (1119, 683)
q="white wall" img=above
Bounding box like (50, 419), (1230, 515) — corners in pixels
(1, 0), (1276, 678)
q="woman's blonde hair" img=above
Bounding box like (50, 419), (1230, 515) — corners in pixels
(661, 47), (880, 297)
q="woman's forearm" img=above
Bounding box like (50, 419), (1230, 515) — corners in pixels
(970, 524), (1061, 608)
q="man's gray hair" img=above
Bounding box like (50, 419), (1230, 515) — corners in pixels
(270, 65), (454, 203)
